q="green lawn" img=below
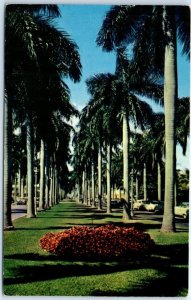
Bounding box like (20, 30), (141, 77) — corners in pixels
(3, 201), (189, 296)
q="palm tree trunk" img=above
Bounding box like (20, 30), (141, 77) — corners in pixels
(174, 168), (178, 206)
(143, 163), (147, 201)
(136, 175), (139, 200)
(157, 162), (162, 201)
(81, 170), (83, 198)
(26, 116), (36, 218)
(77, 179), (81, 203)
(14, 175), (17, 202)
(91, 162), (96, 207)
(21, 177), (24, 198)
(52, 162), (55, 206)
(130, 173), (134, 216)
(98, 146), (102, 210)
(58, 183), (62, 203)
(82, 169), (85, 203)
(87, 179), (91, 205)
(24, 177), (26, 197)
(54, 167), (57, 204)
(45, 152), (50, 209)
(83, 167), (88, 205)
(161, 7), (176, 232)
(39, 139), (45, 210)
(106, 143), (111, 213)
(3, 94), (14, 229)
(49, 165), (53, 207)
(122, 110), (131, 220)
(18, 167), (21, 197)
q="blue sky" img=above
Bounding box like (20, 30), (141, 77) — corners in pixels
(56, 5), (116, 109)
(55, 4), (190, 169)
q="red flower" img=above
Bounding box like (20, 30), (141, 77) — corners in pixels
(39, 225), (154, 259)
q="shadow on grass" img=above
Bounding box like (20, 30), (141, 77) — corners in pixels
(4, 263), (188, 296)
(4, 243), (188, 294)
(91, 266), (188, 296)
(34, 205), (188, 233)
(9, 222), (168, 232)
(5, 242), (188, 264)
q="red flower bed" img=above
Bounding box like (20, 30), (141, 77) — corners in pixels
(39, 225), (154, 259)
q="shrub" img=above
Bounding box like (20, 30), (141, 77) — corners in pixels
(39, 225), (154, 259)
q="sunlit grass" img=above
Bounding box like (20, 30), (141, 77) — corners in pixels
(3, 201), (188, 296)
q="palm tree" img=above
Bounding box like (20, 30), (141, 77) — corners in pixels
(25, 114), (36, 217)
(150, 113), (165, 201)
(4, 4), (82, 228)
(86, 74), (122, 212)
(4, 5), (60, 227)
(39, 139), (45, 210)
(116, 48), (162, 221)
(87, 46), (162, 221)
(53, 115), (76, 203)
(73, 110), (98, 206)
(97, 5), (190, 232)
(81, 103), (105, 209)
(4, 93), (14, 229)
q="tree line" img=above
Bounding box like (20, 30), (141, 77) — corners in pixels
(4, 5), (82, 229)
(71, 5), (190, 233)
(4, 5), (190, 234)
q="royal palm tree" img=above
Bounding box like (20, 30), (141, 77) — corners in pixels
(97, 5), (190, 231)
(87, 47), (162, 221)
(80, 102), (106, 209)
(150, 113), (165, 201)
(116, 48), (161, 220)
(73, 109), (97, 206)
(86, 74), (122, 212)
(4, 5), (60, 226)
(4, 4), (82, 228)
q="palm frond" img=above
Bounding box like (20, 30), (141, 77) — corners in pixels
(176, 6), (190, 58)
(34, 17), (82, 82)
(6, 9), (38, 63)
(97, 5), (150, 51)
(6, 4), (61, 17)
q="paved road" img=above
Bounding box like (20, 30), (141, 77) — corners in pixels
(132, 210), (189, 231)
(11, 204), (27, 220)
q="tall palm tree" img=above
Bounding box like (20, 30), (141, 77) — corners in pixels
(87, 47), (162, 221)
(97, 5), (190, 232)
(116, 48), (162, 221)
(81, 103), (105, 209)
(150, 113), (165, 201)
(73, 109), (98, 206)
(86, 74), (122, 212)
(4, 4), (82, 228)
(4, 93), (14, 229)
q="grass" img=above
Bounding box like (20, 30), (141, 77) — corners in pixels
(3, 200), (189, 296)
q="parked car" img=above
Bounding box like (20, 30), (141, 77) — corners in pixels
(16, 198), (27, 205)
(111, 199), (122, 208)
(133, 199), (147, 210)
(143, 200), (164, 213)
(175, 202), (189, 220)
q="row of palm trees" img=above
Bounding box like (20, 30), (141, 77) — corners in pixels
(4, 5), (82, 229)
(72, 91), (189, 220)
(4, 5), (189, 234)
(72, 5), (190, 232)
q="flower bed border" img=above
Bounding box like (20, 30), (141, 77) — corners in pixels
(39, 225), (155, 260)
